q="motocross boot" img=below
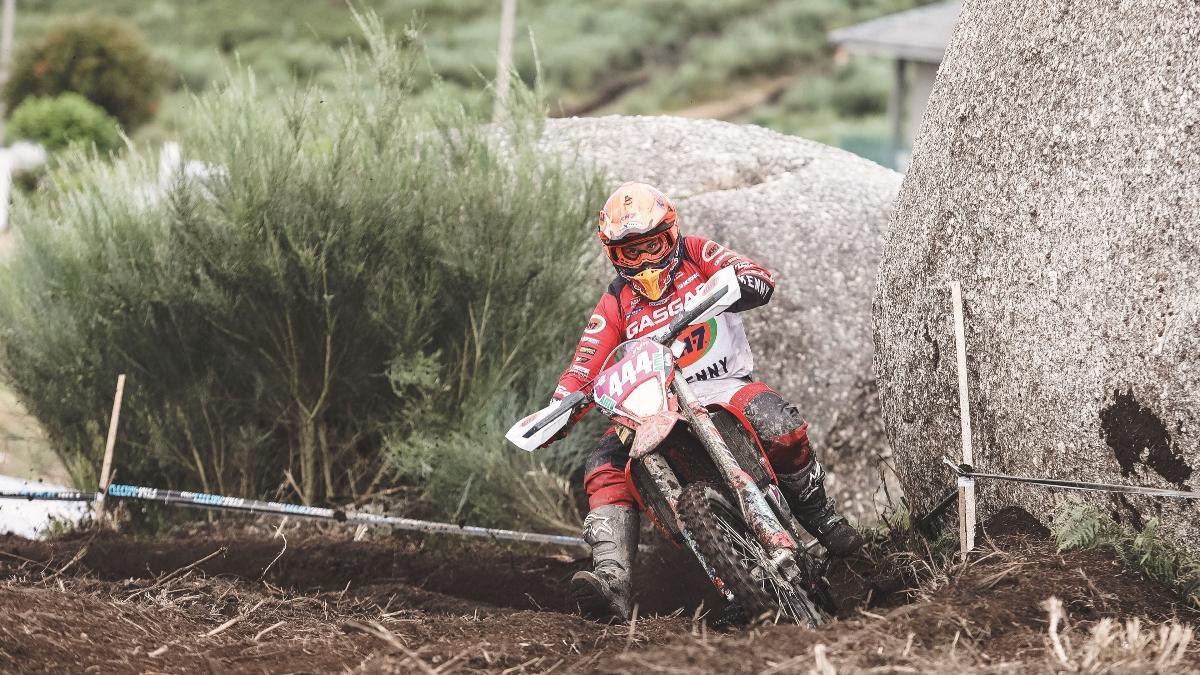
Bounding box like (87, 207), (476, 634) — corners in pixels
(570, 504), (639, 623)
(777, 459), (864, 557)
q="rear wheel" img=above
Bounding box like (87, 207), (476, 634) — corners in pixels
(678, 482), (825, 626)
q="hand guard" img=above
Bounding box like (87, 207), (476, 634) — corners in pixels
(539, 393), (590, 448)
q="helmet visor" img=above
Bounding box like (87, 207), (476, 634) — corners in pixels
(607, 230), (675, 269)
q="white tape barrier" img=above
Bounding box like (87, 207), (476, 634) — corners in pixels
(0, 482), (585, 547)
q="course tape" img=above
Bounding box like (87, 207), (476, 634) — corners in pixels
(0, 488), (94, 502)
(0, 483), (586, 548)
(941, 457), (1200, 499)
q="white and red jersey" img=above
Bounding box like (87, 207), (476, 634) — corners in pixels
(556, 236), (775, 402)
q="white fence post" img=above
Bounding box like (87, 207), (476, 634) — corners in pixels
(951, 281), (976, 561)
(492, 0), (518, 125)
(158, 141), (182, 190)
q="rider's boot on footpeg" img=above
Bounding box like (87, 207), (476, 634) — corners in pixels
(777, 459), (864, 557)
(571, 504), (639, 622)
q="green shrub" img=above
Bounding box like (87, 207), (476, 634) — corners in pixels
(4, 13), (166, 130)
(829, 62), (889, 118)
(6, 93), (121, 153)
(692, 1), (834, 79)
(779, 75), (836, 114)
(0, 13), (602, 531)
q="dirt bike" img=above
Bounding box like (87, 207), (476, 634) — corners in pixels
(506, 267), (831, 626)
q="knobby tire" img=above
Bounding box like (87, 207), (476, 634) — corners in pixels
(678, 481), (824, 627)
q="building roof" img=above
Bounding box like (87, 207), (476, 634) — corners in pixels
(829, 1), (961, 63)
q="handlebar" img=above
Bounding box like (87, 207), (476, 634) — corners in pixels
(655, 284), (730, 346)
(521, 389), (589, 439)
(523, 283), (731, 440)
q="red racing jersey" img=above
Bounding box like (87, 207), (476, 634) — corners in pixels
(556, 236), (775, 400)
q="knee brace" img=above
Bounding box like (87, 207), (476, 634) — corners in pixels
(737, 389), (813, 474)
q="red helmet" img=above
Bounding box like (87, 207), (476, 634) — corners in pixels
(597, 182), (681, 301)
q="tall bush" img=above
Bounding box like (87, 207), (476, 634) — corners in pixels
(0, 13), (601, 526)
(4, 13), (166, 130)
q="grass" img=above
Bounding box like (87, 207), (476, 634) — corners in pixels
(817, 503), (1200, 672)
(1042, 596), (1193, 672)
(858, 500), (1200, 611)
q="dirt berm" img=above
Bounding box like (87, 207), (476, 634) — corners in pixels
(0, 509), (1196, 673)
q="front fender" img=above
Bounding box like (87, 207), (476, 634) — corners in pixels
(629, 410), (687, 460)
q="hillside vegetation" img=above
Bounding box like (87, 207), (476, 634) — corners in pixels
(12, 0), (928, 163)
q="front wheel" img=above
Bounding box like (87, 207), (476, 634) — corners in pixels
(678, 482), (826, 627)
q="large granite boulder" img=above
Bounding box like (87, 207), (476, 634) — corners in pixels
(541, 116), (902, 522)
(875, 1), (1200, 546)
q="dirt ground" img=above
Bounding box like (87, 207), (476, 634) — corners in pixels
(1, 508), (1197, 674)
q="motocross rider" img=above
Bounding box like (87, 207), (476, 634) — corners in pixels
(551, 182), (864, 622)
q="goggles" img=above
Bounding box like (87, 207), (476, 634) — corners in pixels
(607, 229), (676, 269)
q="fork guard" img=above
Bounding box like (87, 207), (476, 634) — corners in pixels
(628, 410), (688, 460)
(723, 465), (799, 553)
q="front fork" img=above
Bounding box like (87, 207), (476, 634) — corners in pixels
(639, 452), (735, 601)
(669, 377), (804, 582)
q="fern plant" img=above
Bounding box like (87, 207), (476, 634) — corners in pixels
(1053, 503), (1120, 551)
(1126, 519), (1179, 584)
(1054, 503), (1200, 608)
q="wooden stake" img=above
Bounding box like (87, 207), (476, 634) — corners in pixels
(491, 0), (517, 125)
(951, 282), (976, 561)
(95, 374), (126, 522)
